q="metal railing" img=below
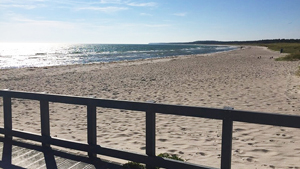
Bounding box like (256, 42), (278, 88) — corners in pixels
(1, 90), (300, 169)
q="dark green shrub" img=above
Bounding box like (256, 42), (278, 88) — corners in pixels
(122, 161), (145, 169)
(123, 153), (184, 169)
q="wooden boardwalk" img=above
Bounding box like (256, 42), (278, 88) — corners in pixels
(0, 137), (123, 169)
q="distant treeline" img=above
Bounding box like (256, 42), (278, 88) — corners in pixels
(174, 39), (300, 45)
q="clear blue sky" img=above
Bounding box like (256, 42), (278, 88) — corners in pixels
(1, 0), (299, 44)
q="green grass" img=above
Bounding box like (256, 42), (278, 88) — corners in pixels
(122, 153), (184, 169)
(263, 43), (300, 53)
(259, 43), (300, 61)
(275, 52), (300, 61)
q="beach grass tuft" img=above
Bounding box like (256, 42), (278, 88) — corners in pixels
(157, 153), (184, 161)
(122, 153), (184, 169)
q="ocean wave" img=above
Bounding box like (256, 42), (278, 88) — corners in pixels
(95, 49), (166, 55)
(0, 55), (12, 58)
(69, 51), (83, 54)
(35, 53), (47, 55)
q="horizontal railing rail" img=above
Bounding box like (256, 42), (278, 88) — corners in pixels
(1, 90), (300, 169)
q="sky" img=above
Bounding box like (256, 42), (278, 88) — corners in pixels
(0, 0), (300, 44)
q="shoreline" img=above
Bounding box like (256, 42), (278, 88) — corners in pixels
(0, 45), (239, 70)
(1, 46), (300, 168)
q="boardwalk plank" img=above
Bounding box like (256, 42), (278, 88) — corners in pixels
(0, 139), (123, 169)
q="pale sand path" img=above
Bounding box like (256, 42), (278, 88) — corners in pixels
(0, 46), (300, 168)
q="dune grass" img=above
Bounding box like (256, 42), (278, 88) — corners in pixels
(275, 52), (300, 61)
(259, 43), (300, 61)
(157, 153), (184, 162)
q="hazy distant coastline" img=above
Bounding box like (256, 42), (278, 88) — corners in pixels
(154, 38), (300, 45)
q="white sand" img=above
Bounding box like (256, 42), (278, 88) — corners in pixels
(0, 46), (300, 168)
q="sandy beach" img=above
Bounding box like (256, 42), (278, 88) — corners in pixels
(0, 46), (300, 168)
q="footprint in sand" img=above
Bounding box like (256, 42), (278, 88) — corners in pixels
(234, 128), (246, 132)
(196, 152), (206, 156)
(252, 149), (269, 153)
(245, 157), (254, 162)
(168, 149), (177, 153)
(158, 138), (168, 142)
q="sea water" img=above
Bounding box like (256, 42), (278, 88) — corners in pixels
(0, 43), (237, 69)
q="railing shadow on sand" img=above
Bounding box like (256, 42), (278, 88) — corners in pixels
(0, 90), (300, 169)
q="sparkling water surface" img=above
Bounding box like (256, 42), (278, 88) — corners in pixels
(0, 43), (237, 69)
